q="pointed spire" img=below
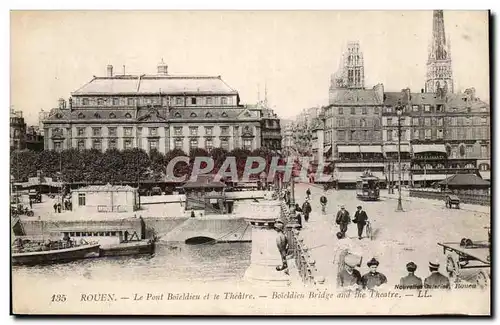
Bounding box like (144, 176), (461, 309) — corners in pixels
(257, 83), (261, 103)
(264, 82), (268, 106)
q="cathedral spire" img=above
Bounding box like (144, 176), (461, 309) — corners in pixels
(425, 10), (454, 93)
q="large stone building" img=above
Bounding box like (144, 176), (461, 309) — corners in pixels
(42, 61), (278, 154)
(10, 109), (26, 150)
(323, 42), (386, 187)
(315, 11), (490, 187)
(254, 100), (282, 152)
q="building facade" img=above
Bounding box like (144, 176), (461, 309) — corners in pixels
(25, 126), (44, 152)
(255, 101), (282, 151)
(42, 61), (273, 154)
(71, 184), (138, 214)
(325, 41), (385, 186)
(10, 110), (26, 150)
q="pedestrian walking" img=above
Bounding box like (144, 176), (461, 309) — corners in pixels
(361, 258), (388, 290)
(424, 261), (451, 290)
(29, 199), (32, 209)
(302, 199), (312, 222)
(53, 203), (57, 213)
(399, 262), (423, 290)
(57, 203), (62, 213)
(353, 206), (369, 240)
(335, 205), (350, 239)
(306, 188), (311, 200)
(294, 203), (303, 229)
(320, 195), (327, 214)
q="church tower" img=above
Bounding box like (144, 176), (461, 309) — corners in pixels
(425, 10), (454, 93)
(330, 41), (365, 90)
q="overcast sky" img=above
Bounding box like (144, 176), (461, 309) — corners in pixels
(11, 10), (489, 125)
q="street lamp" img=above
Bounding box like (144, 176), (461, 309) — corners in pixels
(395, 103), (404, 212)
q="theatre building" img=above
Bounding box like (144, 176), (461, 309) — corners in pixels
(42, 61), (264, 154)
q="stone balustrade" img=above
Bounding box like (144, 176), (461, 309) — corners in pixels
(280, 200), (324, 285)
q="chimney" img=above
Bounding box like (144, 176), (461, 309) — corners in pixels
(58, 98), (66, 109)
(157, 59), (168, 75)
(107, 65), (113, 77)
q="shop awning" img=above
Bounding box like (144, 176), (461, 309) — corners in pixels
(338, 146), (360, 153)
(412, 174), (448, 181)
(384, 144), (410, 152)
(412, 144), (447, 154)
(335, 171), (386, 183)
(324, 145), (332, 153)
(335, 162), (385, 168)
(480, 171), (491, 181)
(360, 145), (382, 153)
(335, 172), (362, 183)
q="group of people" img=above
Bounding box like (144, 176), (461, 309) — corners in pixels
(335, 205), (369, 240)
(339, 257), (451, 290)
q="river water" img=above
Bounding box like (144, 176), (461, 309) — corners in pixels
(12, 242), (252, 283)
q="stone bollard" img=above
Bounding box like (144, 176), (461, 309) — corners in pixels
(244, 201), (290, 287)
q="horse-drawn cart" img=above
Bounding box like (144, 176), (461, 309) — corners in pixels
(437, 228), (491, 288)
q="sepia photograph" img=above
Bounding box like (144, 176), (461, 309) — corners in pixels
(9, 9), (491, 316)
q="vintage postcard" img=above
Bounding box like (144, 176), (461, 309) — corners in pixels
(10, 10), (491, 315)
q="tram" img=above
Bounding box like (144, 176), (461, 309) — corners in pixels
(356, 171), (380, 201)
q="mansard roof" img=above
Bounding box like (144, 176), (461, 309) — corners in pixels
(72, 75), (238, 96)
(329, 89), (382, 105)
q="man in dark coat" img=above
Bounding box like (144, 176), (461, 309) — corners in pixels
(361, 258), (388, 290)
(306, 188), (311, 200)
(335, 205), (350, 238)
(424, 261), (451, 290)
(399, 262), (423, 289)
(302, 200), (312, 222)
(320, 194), (327, 214)
(353, 206), (369, 240)
(294, 203), (303, 229)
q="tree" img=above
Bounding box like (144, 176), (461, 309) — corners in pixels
(10, 149), (38, 182)
(228, 148), (251, 178)
(121, 148), (150, 184)
(210, 147), (228, 174)
(101, 149), (125, 184)
(165, 148), (189, 179)
(149, 149), (166, 182)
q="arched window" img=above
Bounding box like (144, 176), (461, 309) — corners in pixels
(94, 113), (101, 118)
(78, 113), (85, 119)
(425, 164), (433, 170)
(175, 112), (181, 118)
(465, 163), (475, 169)
(436, 164), (444, 169)
(109, 113), (116, 118)
(221, 112), (228, 117)
(55, 113), (62, 119)
(125, 113), (132, 118)
(206, 112), (212, 118)
(190, 112), (197, 118)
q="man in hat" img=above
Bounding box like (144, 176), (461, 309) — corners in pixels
(399, 262), (423, 289)
(361, 258), (388, 290)
(424, 261), (450, 289)
(353, 205), (368, 240)
(302, 199), (312, 222)
(275, 219), (288, 271)
(335, 205), (350, 238)
(320, 193), (327, 214)
(337, 257), (362, 289)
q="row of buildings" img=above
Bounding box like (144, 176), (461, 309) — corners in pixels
(40, 60), (282, 155)
(10, 110), (44, 151)
(310, 10), (490, 188)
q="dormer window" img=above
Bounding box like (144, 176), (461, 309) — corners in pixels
(109, 113), (116, 118)
(78, 113), (85, 119)
(97, 98), (105, 106)
(190, 112), (197, 118)
(55, 113), (62, 119)
(94, 113), (101, 118)
(175, 112), (181, 118)
(244, 111), (251, 117)
(206, 112), (212, 118)
(82, 98), (89, 106)
(125, 113), (132, 118)
(221, 112), (228, 117)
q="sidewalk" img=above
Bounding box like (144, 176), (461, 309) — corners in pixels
(381, 189), (490, 215)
